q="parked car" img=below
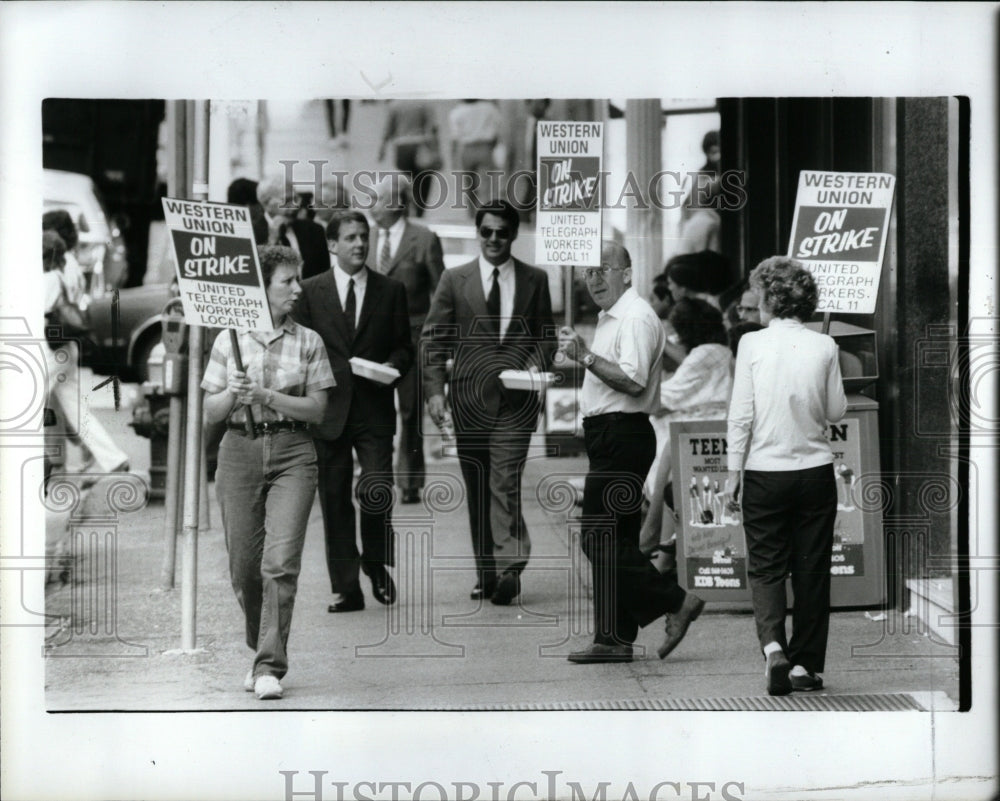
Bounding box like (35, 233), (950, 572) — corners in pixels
(425, 222), (479, 269)
(86, 282), (175, 382)
(43, 168), (128, 296)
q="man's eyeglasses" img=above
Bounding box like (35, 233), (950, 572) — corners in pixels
(479, 226), (512, 240)
(737, 305), (759, 315)
(583, 266), (626, 280)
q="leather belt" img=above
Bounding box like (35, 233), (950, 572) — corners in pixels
(227, 420), (310, 436)
(582, 411), (648, 428)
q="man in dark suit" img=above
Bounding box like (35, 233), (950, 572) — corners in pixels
(293, 210), (413, 612)
(370, 176), (445, 504)
(422, 199), (556, 605)
(258, 176), (331, 280)
(226, 177), (269, 244)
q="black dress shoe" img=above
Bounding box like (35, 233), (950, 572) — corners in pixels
(401, 489), (421, 504)
(327, 587), (365, 613)
(368, 566), (397, 605)
(490, 570), (520, 606)
(657, 592), (705, 659)
(567, 643), (633, 664)
(470, 580), (497, 600)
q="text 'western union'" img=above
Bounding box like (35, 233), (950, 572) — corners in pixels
(537, 122), (602, 139)
(163, 199), (249, 222)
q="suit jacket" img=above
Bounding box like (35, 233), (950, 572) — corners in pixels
(294, 267), (413, 440)
(283, 218), (331, 280)
(421, 257), (556, 431)
(380, 220), (445, 331)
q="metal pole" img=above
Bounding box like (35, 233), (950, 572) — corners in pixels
(199, 440), (211, 532)
(160, 100), (188, 591)
(180, 100), (211, 651)
(159, 396), (185, 589)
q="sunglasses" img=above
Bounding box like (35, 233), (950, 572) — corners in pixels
(479, 226), (512, 240)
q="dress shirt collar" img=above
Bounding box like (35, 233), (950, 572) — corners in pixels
(333, 261), (368, 288)
(598, 286), (639, 320)
(767, 317), (804, 330)
(478, 254), (514, 282)
(382, 216), (406, 238)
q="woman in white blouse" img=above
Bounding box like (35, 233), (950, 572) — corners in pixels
(640, 297), (733, 554)
(725, 257), (848, 696)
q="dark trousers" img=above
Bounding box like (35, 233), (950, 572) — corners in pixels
(394, 143), (434, 217)
(742, 463), (838, 673)
(454, 402), (533, 587)
(395, 333), (425, 492)
(315, 427), (395, 594)
(582, 414), (688, 646)
(324, 99), (351, 136)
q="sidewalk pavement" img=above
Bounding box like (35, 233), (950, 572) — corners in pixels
(45, 406), (959, 712)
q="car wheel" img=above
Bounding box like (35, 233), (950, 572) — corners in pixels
(132, 328), (161, 384)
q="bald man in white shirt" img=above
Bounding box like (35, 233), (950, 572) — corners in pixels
(558, 241), (706, 664)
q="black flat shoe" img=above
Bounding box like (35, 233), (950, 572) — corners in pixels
(368, 566), (397, 606)
(470, 580), (496, 600)
(567, 643), (633, 664)
(766, 650), (792, 696)
(327, 588), (365, 613)
(790, 671), (824, 692)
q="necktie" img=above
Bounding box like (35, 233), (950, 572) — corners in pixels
(486, 267), (501, 338)
(344, 278), (356, 339)
(379, 228), (392, 273)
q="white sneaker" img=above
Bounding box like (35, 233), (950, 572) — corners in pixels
(243, 670), (254, 692)
(254, 674), (283, 700)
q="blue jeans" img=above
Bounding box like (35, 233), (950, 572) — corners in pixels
(215, 429), (317, 680)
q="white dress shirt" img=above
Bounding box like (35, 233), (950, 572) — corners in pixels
(727, 317), (848, 472)
(580, 287), (665, 417)
(478, 255), (515, 339)
(332, 262), (368, 327)
(660, 343), (733, 411)
(376, 216), (406, 272)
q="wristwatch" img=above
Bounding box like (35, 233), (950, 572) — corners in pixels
(581, 352), (596, 368)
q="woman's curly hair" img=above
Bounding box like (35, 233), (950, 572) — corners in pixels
(668, 297), (728, 352)
(749, 256), (819, 321)
(257, 245), (302, 287)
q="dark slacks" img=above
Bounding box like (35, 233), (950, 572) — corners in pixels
(741, 463), (838, 673)
(394, 143), (434, 217)
(454, 400), (534, 587)
(394, 327), (425, 493)
(315, 427), (396, 594)
(582, 413), (688, 646)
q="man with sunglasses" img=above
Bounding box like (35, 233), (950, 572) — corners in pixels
(557, 241), (705, 664)
(422, 199), (556, 605)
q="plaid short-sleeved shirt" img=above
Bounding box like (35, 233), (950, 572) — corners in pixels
(201, 320), (335, 425)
